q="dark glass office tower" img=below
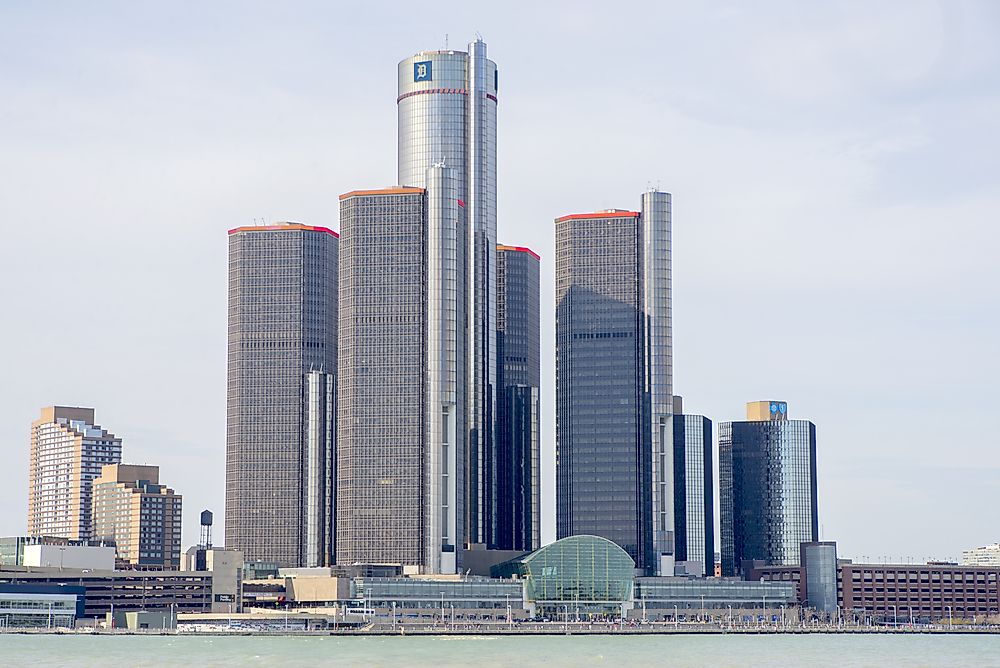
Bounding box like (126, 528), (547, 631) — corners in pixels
(672, 397), (714, 577)
(719, 401), (819, 576)
(226, 223), (338, 568)
(555, 191), (673, 574)
(495, 245), (540, 551)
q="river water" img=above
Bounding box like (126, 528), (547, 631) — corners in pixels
(2, 633), (998, 667)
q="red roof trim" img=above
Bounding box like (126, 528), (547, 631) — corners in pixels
(339, 186), (425, 200)
(397, 88), (469, 103)
(497, 244), (540, 260)
(228, 223), (339, 238)
(554, 211), (640, 223)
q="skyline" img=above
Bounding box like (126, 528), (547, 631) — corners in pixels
(2, 1), (998, 561)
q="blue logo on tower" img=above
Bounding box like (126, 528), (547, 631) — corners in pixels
(414, 61), (432, 82)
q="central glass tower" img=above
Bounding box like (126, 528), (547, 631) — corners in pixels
(555, 191), (674, 574)
(397, 40), (499, 548)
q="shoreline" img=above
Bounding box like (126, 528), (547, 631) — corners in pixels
(4, 626), (999, 637)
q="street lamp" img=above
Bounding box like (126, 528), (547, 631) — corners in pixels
(946, 605), (952, 628)
(673, 604), (678, 629)
(889, 604), (897, 628)
(440, 592), (445, 626)
(700, 594), (705, 623)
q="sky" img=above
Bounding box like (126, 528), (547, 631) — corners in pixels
(1, 0), (998, 562)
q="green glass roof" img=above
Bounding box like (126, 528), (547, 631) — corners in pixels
(493, 535), (635, 603)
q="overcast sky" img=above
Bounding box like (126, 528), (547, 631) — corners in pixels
(2, 0), (998, 562)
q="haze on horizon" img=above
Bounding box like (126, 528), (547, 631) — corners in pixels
(1, 0), (998, 561)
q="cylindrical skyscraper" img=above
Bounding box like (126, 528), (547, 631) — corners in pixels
(398, 39), (499, 548)
(719, 401), (819, 576)
(640, 190), (674, 574)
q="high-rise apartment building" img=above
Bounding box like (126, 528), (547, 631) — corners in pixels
(28, 407), (122, 541)
(397, 39), (499, 547)
(226, 223), (338, 568)
(719, 401), (819, 576)
(495, 245), (540, 551)
(555, 191), (673, 574)
(671, 396), (714, 577)
(92, 464), (182, 569)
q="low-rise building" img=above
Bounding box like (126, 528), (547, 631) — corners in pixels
(962, 544), (1000, 567)
(0, 566), (213, 617)
(353, 576), (524, 620)
(0, 589), (79, 628)
(632, 578), (797, 621)
(182, 547), (243, 613)
(0, 536), (115, 569)
(747, 543), (1000, 622)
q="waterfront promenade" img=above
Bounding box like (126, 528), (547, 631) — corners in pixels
(4, 621), (999, 636)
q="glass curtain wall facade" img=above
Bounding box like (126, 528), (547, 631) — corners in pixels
(397, 40), (499, 550)
(496, 246), (541, 551)
(554, 191), (673, 574)
(492, 535), (635, 617)
(226, 224), (338, 568)
(336, 188), (427, 569)
(719, 402), (818, 576)
(672, 412), (714, 577)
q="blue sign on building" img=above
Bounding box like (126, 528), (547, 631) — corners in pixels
(414, 61), (432, 82)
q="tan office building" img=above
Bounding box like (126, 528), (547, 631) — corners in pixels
(28, 407), (122, 541)
(92, 464), (182, 569)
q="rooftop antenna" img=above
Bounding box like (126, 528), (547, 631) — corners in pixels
(445, 33), (449, 50)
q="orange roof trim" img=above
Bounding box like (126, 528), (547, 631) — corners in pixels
(555, 210), (640, 223)
(339, 186), (425, 200)
(497, 244), (541, 261)
(227, 223), (338, 237)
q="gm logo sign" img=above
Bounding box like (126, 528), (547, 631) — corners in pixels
(414, 61), (432, 82)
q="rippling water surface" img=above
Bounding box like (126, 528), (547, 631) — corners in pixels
(2, 633), (998, 667)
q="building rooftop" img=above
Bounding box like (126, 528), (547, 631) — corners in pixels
(338, 186), (425, 200)
(555, 210), (640, 223)
(497, 245), (540, 260)
(227, 223), (338, 238)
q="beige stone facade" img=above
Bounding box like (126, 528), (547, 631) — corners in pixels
(28, 407), (122, 540)
(92, 464), (182, 569)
